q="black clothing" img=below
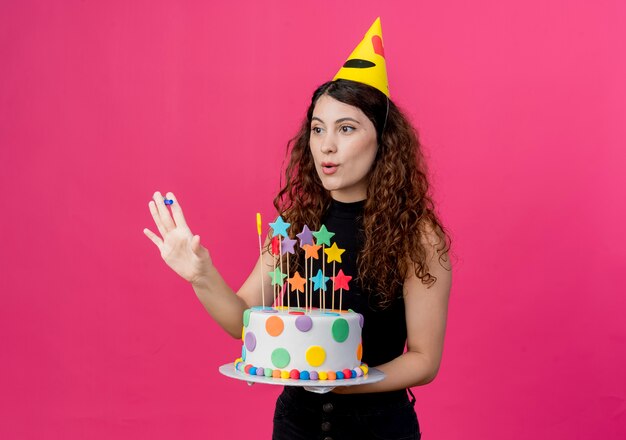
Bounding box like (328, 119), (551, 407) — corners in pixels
(273, 386), (420, 440)
(283, 199), (407, 368)
(275, 199), (421, 440)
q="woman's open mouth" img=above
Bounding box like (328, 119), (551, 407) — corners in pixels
(321, 162), (338, 175)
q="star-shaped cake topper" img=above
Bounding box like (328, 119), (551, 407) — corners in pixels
(332, 269), (352, 291)
(312, 225), (335, 246)
(296, 225), (315, 247)
(310, 269), (330, 291)
(302, 243), (322, 260)
(269, 216), (290, 238)
(281, 237), (297, 255)
(324, 242), (345, 263)
(271, 236), (281, 256)
(288, 271), (306, 292)
(268, 268), (287, 286)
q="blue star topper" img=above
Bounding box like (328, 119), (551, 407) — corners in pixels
(310, 269), (330, 292)
(269, 216), (291, 238)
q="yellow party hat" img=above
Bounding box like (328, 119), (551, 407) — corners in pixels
(333, 17), (389, 97)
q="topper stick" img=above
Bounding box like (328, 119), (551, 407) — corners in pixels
(322, 244), (326, 311)
(310, 257), (314, 312)
(286, 252), (290, 311)
(332, 261), (336, 311)
(279, 238), (283, 308)
(256, 213), (265, 309)
(273, 247), (277, 307)
(304, 261), (313, 312)
(304, 255), (308, 311)
(319, 286), (322, 312)
(340, 288), (343, 311)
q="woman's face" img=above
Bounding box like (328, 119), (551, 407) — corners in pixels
(309, 94), (378, 202)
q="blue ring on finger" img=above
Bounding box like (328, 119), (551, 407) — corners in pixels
(164, 199), (174, 205)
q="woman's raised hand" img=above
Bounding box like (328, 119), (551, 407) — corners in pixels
(143, 191), (213, 286)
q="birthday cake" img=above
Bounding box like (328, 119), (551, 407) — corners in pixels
(234, 307), (367, 380)
(232, 216), (368, 381)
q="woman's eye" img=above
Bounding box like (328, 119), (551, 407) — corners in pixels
(340, 125), (355, 133)
(311, 127), (323, 134)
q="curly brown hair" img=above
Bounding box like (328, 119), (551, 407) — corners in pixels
(273, 79), (451, 307)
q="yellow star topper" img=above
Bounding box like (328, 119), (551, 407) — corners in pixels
(333, 17), (389, 97)
(324, 242), (346, 264)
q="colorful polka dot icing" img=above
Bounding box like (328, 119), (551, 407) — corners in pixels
(265, 316), (285, 336)
(244, 332), (256, 351)
(295, 315), (313, 332)
(271, 348), (291, 368)
(305, 345), (326, 367)
(331, 318), (350, 342)
(237, 307), (367, 380)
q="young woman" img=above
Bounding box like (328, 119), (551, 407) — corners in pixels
(144, 21), (451, 440)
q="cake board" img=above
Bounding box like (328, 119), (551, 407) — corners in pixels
(219, 363), (385, 394)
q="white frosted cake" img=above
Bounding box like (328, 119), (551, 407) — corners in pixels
(234, 306), (368, 381)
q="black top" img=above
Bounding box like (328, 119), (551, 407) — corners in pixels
(284, 198), (407, 367)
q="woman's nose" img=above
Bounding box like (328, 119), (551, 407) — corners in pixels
(320, 133), (337, 154)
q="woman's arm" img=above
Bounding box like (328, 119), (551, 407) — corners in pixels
(144, 191), (275, 338)
(192, 243), (276, 338)
(334, 226), (452, 394)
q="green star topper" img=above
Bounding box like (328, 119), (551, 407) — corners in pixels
(268, 267), (287, 286)
(312, 225), (335, 246)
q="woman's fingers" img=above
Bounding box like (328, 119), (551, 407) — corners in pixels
(190, 234), (202, 255)
(165, 192), (188, 229)
(152, 191), (176, 232)
(148, 200), (168, 238)
(191, 235), (211, 266)
(143, 227), (163, 249)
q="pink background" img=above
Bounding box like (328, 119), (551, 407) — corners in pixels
(1, 1), (625, 438)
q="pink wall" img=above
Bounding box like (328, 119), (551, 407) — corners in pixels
(1, 1), (625, 438)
